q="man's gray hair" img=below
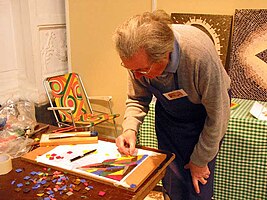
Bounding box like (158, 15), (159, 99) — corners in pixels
(113, 10), (174, 62)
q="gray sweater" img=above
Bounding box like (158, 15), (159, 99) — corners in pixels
(122, 24), (231, 166)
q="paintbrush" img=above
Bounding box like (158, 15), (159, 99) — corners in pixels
(70, 149), (97, 162)
(49, 131), (98, 139)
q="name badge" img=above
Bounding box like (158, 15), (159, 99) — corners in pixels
(163, 89), (188, 100)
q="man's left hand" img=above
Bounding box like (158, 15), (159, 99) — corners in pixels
(184, 161), (210, 194)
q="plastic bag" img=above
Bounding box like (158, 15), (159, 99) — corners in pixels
(0, 99), (37, 158)
(0, 135), (33, 158)
(0, 99), (37, 135)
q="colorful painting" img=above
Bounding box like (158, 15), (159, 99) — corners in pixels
(36, 141), (160, 189)
(171, 13), (233, 71)
(228, 9), (267, 101)
(78, 155), (148, 181)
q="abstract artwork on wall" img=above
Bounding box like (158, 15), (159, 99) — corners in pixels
(171, 13), (232, 70)
(228, 9), (267, 101)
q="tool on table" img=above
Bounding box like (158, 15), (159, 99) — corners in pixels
(25, 124), (50, 138)
(52, 126), (76, 133)
(70, 149), (97, 162)
(49, 131), (98, 139)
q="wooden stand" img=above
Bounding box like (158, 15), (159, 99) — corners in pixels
(39, 134), (98, 146)
(22, 141), (173, 192)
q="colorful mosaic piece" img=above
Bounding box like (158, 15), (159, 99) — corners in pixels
(77, 155), (148, 181)
(230, 101), (240, 110)
(13, 167), (94, 199)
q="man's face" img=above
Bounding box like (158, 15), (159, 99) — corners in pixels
(121, 49), (169, 79)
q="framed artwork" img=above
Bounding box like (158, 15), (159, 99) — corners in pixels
(171, 13), (233, 70)
(228, 9), (267, 101)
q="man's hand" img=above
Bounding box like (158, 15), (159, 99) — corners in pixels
(115, 129), (136, 155)
(184, 160), (210, 194)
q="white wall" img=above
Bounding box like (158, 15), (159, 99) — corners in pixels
(0, 0), (19, 103)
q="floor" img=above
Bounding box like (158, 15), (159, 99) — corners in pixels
(144, 190), (164, 200)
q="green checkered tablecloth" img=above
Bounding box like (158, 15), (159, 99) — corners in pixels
(137, 101), (158, 149)
(138, 98), (267, 200)
(214, 98), (267, 200)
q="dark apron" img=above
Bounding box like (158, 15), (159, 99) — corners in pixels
(147, 73), (215, 200)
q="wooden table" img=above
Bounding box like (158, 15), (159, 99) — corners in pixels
(0, 123), (174, 200)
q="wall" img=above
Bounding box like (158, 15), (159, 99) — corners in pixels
(66, 0), (152, 134)
(157, 0), (267, 15)
(66, 0), (267, 135)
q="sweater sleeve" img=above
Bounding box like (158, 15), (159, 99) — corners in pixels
(122, 71), (153, 134)
(174, 24), (231, 166)
(190, 57), (231, 166)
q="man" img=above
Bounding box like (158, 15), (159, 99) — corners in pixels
(113, 10), (231, 200)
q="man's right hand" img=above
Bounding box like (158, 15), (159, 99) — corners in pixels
(115, 129), (137, 155)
